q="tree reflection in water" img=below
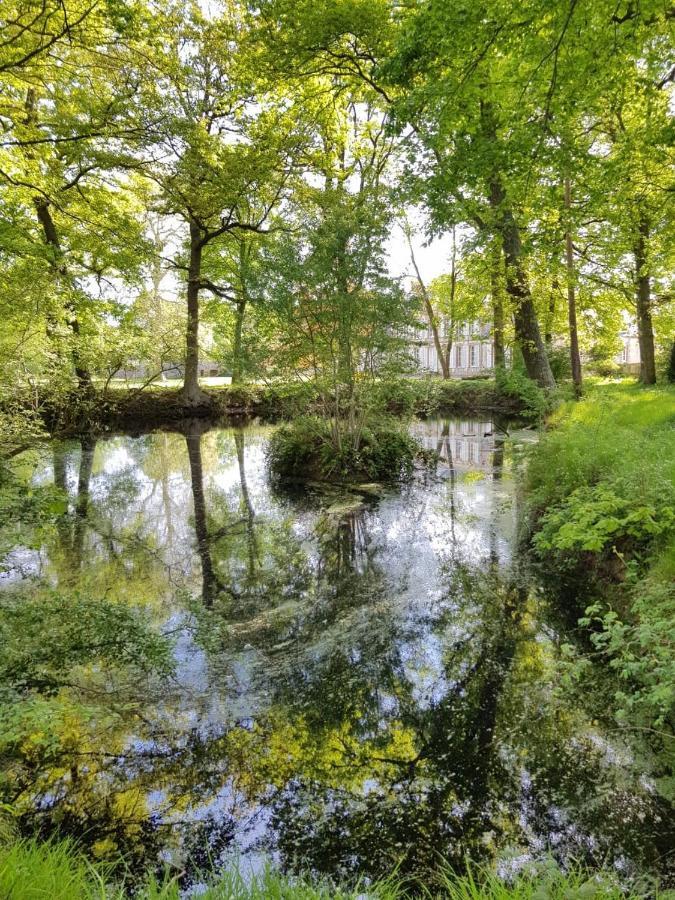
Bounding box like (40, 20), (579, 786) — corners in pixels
(0, 419), (672, 887)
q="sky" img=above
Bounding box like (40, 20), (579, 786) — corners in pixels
(386, 220), (455, 288)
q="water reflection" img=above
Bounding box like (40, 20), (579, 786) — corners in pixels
(1, 419), (672, 887)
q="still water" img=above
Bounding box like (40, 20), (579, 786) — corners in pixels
(1, 418), (672, 887)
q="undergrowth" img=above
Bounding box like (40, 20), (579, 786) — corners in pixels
(526, 382), (675, 734)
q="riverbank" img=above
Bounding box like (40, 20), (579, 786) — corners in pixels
(0, 837), (647, 898)
(30, 372), (549, 437)
(525, 381), (675, 738)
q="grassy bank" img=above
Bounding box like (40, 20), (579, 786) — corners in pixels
(0, 837), (652, 899)
(32, 372), (551, 436)
(525, 381), (675, 733)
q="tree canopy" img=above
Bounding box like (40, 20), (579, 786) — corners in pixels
(0, 0), (672, 410)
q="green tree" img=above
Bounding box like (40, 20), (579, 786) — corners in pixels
(133, 2), (305, 405)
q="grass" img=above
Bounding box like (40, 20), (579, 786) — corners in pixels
(547, 379), (675, 429)
(527, 381), (675, 518)
(0, 837), (660, 899)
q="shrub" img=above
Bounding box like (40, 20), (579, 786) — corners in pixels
(547, 346), (572, 381)
(533, 484), (673, 555)
(495, 369), (550, 420)
(588, 358), (623, 378)
(355, 375), (552, 421)
(580, 547), (675, 730)
(267, 415), (419, 484)
(362, 378), (417, 416)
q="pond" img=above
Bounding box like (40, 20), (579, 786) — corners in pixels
(1, 417), (672, 889)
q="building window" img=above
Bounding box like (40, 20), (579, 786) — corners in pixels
(469, 344), (478, 367)
(622, 345), (628, 363)
(455, 345), (463, 368)
(485, 345), (492, 368)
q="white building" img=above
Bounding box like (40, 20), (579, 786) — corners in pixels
(615, 324), (641, 374)
(409, 319), (496, 377)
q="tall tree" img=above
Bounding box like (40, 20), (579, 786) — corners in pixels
(0, 0), (149, 391)
(136, 3), (303, 405)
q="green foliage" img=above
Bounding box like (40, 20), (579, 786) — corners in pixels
(358, 376), (548, 421)
(527, 383), (675, 728)
(0, 458), (66, 561)
(267, 416), (418, 483)
(494, 370), (550, 421)
(579, 548), (675, 730)
(534, 484), (673, 554)
(587, 359), (624, 379)
(0, 588), (174, 806)
(0, 591), (173, 693)
(362, 378), (417, 416)
(547, 347), (572, 382)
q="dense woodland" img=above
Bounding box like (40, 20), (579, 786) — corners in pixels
(1, 0), (673, 419)
(0, 2), (674, 898)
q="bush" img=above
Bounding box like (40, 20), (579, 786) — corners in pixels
(588, 358), (623, 378)
(495, 369), (550, 420)
(362, 375), (549, 421)
(580, 547), (675, 730)
(267, 415), (419, 484)
(362, 378), (417, 416)
(547, 346), (572, 381)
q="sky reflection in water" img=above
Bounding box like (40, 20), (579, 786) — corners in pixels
(2, 417), (672, 887)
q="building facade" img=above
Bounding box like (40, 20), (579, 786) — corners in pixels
(409, 320), (496, 377)
(615, 325), (641, 374)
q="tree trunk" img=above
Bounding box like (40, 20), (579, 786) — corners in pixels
(34, 197), (91, 391)
(406, 226), (450, 377)
(181, 221), (210, 406)
(73, 436), (96, 569)
(498, 201), (555, 388)
(231, 299), (246, 385)
(545, 279), (557, 349)
(425, 298), (449, 377)
(234, 429), (258, 578)
(481, 98), (554, 389)
(185, 422), (216, 605)
(634, 214), (656, 385)
(443, 227), (457, 376)
(26, 88), (90, 391)
(490, 241), (505, 370)
(564, 178), (583, 396)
